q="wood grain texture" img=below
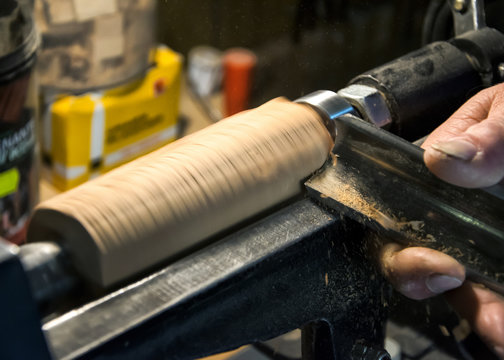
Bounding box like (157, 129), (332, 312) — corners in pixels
(27, 98), (333, 286)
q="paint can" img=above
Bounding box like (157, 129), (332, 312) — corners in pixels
(0, 0), (39, 244)
(222, 48), (257, 116)
(188, 46), (223, 97)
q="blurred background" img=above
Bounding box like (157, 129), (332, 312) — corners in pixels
(158, 0), (429, 105)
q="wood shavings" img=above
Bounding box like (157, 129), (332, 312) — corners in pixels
(330, 153), (338, 167)
(309, 163), (443, 250)
(439, 325), (450, 337)
(314, 167), (397, 230)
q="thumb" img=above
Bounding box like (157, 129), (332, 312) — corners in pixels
(422, 83), (504, 188)
(380, 243), (465, 300)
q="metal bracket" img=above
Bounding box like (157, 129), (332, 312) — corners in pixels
(449, 0), (486, 35)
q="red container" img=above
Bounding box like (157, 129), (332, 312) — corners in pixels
(223, 48), (257, 116)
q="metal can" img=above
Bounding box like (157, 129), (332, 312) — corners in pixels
(0, 0), (39, 244)
(34, 0), (156, 92)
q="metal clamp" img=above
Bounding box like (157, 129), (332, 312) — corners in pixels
(295, 90), (355, 139)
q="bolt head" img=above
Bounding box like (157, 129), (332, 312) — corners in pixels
(453, 0), (467, 12)
(498, 63), (504, 80)
(337, 85), (392, 128)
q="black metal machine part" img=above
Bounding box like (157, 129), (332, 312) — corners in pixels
(351, 27), (504, 140)
(0, 241), (52, 360)
(36, 199), (387, 360)
(1, 199), (391, 360)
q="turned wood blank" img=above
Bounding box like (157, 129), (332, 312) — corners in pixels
(28, 98), (333, 287)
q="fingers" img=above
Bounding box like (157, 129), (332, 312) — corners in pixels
(446, 282), (504, 359)
(381, 243), (504, 358)
(385, 84), (504, 357)
(379, 243), (465, 300)
(422, 83), (504, 188)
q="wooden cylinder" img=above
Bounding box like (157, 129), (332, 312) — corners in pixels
(27, 98), (333, 287)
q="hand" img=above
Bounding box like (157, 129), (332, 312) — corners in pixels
(423, 82), (504, 188)
(380, 83), (504, 358)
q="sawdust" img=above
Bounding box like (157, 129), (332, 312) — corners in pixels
(329, 176), (398, 231)
(327, 174), (440, 246)
(394, 220), (438, 245)
(330, 153), (339, 167)
(439, 325), (450, 337)
(396, 220), (424, 232)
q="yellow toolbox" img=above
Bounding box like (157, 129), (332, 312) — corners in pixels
(42, 46), (182, 191)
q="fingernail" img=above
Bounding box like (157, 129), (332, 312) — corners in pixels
(426, 274), (463, 294)
(493, 346), (504, 358)
(430, 139), (478, 161)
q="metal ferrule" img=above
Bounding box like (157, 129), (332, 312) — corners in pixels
(295, 90), (355, 140)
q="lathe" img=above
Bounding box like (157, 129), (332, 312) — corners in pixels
(2, 1), (504, 359)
